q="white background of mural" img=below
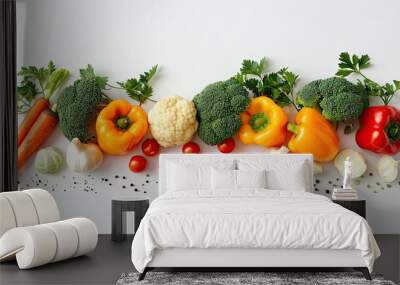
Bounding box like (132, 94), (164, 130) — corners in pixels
(16, 0), (400, 233)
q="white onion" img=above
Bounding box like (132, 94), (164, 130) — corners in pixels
(334, 149), (367, 179)
(377, 155), (398, 183)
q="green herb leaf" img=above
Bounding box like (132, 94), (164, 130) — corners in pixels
(139, 65), (158, 83)
(47, 61), (56, 75)
(358, 55), (370, 69)
(234, 58), (299, 109)
(244, 78), (260, 96)
(338, 52), (354, 70)
(337, 52), (371, 74)
(274, 93), (293, 107)
(240, 58), (267, 77)
(279, 68), (299, 90)
(117, 65), (158, 104)
(18, 61), (55, 87)
(16, 80), (39, 113)
(335, 69), (354, 77)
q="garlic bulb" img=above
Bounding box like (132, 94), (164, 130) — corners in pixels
(377, 155), (398, 183)
(66, 138), (103, 172)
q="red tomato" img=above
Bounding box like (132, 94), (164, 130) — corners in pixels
(142, 139), (160, 156)
(129, 155), (147, 173)
(217, 138), (235, 153)
(182, 142), (200, 154)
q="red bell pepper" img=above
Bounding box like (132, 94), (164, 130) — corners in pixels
(356, 105), (400, 154)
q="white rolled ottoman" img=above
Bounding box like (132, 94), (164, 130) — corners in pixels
(0, 189), (98, 269)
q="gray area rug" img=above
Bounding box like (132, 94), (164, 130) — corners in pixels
(116, 272), (396, 285)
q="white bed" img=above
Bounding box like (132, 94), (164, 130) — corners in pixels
(131, 154), (380, 280)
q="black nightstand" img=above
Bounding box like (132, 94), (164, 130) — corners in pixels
(111, 197), (149, 242)
(333, 200), (366, 218)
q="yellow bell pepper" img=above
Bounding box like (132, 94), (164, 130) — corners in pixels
(238, 96), (288, 147)
(96, 99), (148, 155)
(287, 107), (339, 162)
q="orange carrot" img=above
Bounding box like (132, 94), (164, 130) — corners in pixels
(18, 109), (58, 169)
(18, 98), (50, 146)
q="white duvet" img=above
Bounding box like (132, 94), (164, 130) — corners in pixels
(131, 190), (380, 273)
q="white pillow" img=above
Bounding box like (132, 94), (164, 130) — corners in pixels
(266, 163), (307, 191)
(236, 169), (267, 189)
(167, 162), (211, 191)
(166, 159), (236, 192)
(237, 159), (308, 191)
(211, 168), (236, 190)
(211, 169), (267, 191)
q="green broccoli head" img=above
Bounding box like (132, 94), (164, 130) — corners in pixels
(320, 91), (366, 122)
(296, 77), (368, 122)
(317, 77), (359, 98)
(296, 79), (322, 108)
(57, 78), (106, 142)
(193, 79), (249, 145)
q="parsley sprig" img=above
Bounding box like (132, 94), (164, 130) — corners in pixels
(336, 52), (400, 105)
(234, 58), (300, 110)
(109, 65), (158, 105)
(17, 61), (69, 113)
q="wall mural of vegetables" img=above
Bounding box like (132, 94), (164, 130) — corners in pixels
(17, 52), (400, 197)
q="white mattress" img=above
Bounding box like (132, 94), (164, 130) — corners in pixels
(131, 190), (380, 273)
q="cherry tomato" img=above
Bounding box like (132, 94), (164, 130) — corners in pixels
(182, 141), (200, 154)
(129, 155), (147, 173)
(142, 138), (160, 156)
(217, 138), (235, 153)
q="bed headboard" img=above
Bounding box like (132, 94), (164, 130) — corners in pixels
(158, 154), (314, 196)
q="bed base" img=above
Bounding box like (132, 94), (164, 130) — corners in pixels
(138, 248), (372, 281)
(138, 267), (371, 281)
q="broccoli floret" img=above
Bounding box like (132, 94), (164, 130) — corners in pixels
(296, 79), (322, 108)
(193, 79), (249, 145)
(296, 77), (368, 122)
(320, 91), (365, 122)
(57, 78), (109, 142)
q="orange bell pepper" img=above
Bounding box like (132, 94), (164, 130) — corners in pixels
(96, 99), (148, 155)
(238, 96), (288, 147)
(287, 107), (339, 162)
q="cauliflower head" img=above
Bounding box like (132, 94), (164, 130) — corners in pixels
(148, 96), (198, 147)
